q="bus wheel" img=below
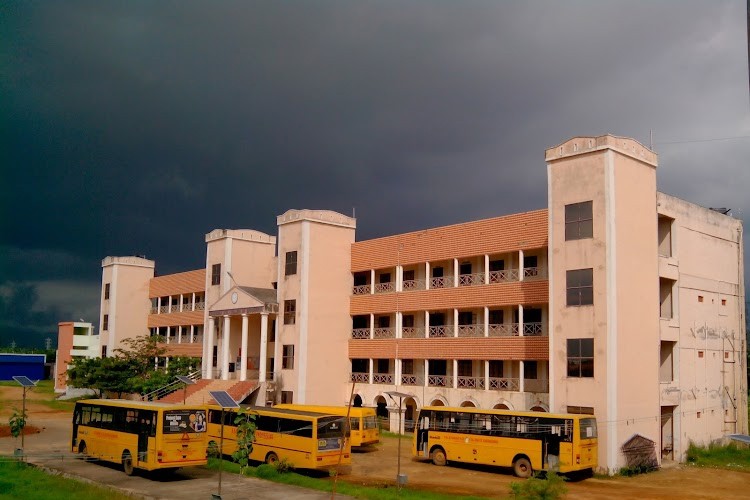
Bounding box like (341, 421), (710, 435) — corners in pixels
(265, 452), (279, 465)
(513, 456), (532, 478)
(431, 447), (447, 466)
(207, 441), (219, 458)
(122, 451), (134, 476)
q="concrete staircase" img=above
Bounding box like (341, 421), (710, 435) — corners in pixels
(159, 379), (258, 405)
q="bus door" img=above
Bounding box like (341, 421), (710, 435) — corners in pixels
(137, 411), (155, 463)
(72, 405), (81, 450)
(417, 412), (430, 457)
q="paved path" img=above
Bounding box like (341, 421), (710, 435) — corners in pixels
(1, 414), (351, 500)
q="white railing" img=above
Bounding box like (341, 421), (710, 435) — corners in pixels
(523, 267), (545, 280)
(458, 273), (484, 287)
(191, 334), (203, 345)
(457, 376), (485, 389)
(401, 374), (423, 385)
(350, 372), (369, 383)
(487, 324), (518, 337)
(428, 325), (452, 338)
(428, 375), (448, 387)
(523, 322), (544, 336)
(352, 328), (370, 339)
(352, 284), (371, 295)
(374, 282), (395, 294)
(402, 279), (426, 291)
(194, 301), (206, 311)
(401, 327), (425, 339)
(373, 327), (395, 339)
(429, 276), (454, 289)
(457, 324), (484, 337)
(524, 379), (549, 393)
(489, 377), (520, 391)
(489, 269), (519, 283)
(159, 305), (170, 314)
(373, 373), (394, 384)
(170, 304), (180, 313)
(141, 370), (201, 401)
(150, 307), (158, 314)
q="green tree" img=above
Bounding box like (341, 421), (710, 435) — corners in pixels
(231, 408), (257, 473)
(8, 407), (26, 439)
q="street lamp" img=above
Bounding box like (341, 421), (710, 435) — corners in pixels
(385, 390), (412, 489)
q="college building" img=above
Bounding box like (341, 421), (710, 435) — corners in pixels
(95, 134), (747, 472)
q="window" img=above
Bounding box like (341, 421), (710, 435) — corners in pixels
(281, 391), (293, 404)
(402, 359), (414, 374)
(285, 251), (297, 276)
(567, 338), (594, 377)
(269, 319), (276, 343)
(489, 360), (503, 377)
(379, 273), (391, 283)
(698, 350), (704, 358)
(458, 312), (473, 325)
(403, 270), (415, 281)
(102, 314), (109, 331)
(566, 269), (593, 306)
(565, 201), (593, 240)
(458, 360), (472, 376)
(721, 299), (726, 306)
(566, 406), (595, 415)
(489, 260), (505, 271)
(524, 361), (538, 379)
(282, 345), (294, 369)
(376, 359), (389, 373)
(402, 315), (414, 328)
(211, 263), (221, 286)
(377, 316), (390, 328)
(432, 266), (444, 278)
(284, 299), (296, 325)
(459, 262), (472, 275)
(104, 283), (110, 300)
(489, 310), (504, 325)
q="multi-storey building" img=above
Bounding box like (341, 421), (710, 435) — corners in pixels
(54, 321), (99, 393)
(96, 134), (746, 472)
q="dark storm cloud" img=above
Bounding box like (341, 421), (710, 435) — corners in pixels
(1, 1), (748, 346)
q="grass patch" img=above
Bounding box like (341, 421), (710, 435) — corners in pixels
(206, 458), (485, 500)
(0, 380), (76, 413)
(0, 458), (134, 500)
(686, 441), (750, 471)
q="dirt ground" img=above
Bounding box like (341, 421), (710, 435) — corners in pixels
(2, 385), (749, 499)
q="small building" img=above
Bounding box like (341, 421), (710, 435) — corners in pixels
(0, 353), (46, 381)
(55, 321), (100, 393)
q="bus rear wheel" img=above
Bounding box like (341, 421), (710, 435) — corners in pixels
(122, 451), (134, 476)
(265, 452), (279, 465)
(431, 447), (447, 466)
(513, 456), (532, 478)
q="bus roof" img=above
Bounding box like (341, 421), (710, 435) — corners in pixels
(420, 406), (592, 420)
(206, 404), (343, 419)
(273, 404), (376, 417)
(77, 399), (206, 410)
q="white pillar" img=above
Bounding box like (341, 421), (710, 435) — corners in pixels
(519, 250), (524, 281)
(395, 359), (402, 386)
(519, 361), (525, 393)
(484, 306), (489, 337)
(190, 324), (195, 343)
(484, 254), (490, 284)
(370, 269), (376, 294)
(177, 325), (182, 344)
(205, 316), (215, 379)
(166, 326), (171, 343)
(453, 308), (459, 337)
(453, 258), (459, 287)
(259, 313), (269, 383)
(425, 262), (430, 290)
(484, 360), (490, 392)
(424, 359), (430, 387)
(273, 316), (282, 382)
(157, 296), (161, 314)
(192, 292), (196, 311)
(222, 315), (231, 380)
(240, 314), (249, 382)
(424, 311), (430, 338)
(369, 358), (374, 384)
(396, 265), (403, 292)
(518, 305), (524, 337)
(396, 311), (403, 339)
(453, 359), (458, 389)
(179, 294), (184, 312)
(369, 313), (375, 339)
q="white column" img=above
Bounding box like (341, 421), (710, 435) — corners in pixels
(453, 308), (459, 337)
(192, 292), (196, 311)
(222, 315), (231, 380)
(166, 326), (171, 343)
(179, 294), (184, 312)
(518, 305), (524, 337)
(369, 358), (374, 384)
(453, 258), (459, 287)
(484, 254), (490, 284)
(273, 316), (282, 382)
(453, 359), (458, 389)
(396, 265), (403, 292)
(425, 262), (430, 290)
(240, 314), (249, 382)
(424, 359), (430, 387)
(369, 313), (375, 339)
(424, 311), (430, 338)
(157, 296), (161, 314)
(190, 325), (195, 343)
(370, 269), (376, 294)
(519, 250), (524, 281)
(259, 313), (269, 383)
(520, 361), (525, 393)
(177, 326), (182, 344)
(484, 360), (490, 392)
(396, 311), (402, 339)
(395, 359), (402, 386)
(484, 306), (490, 337)
(205, 317), (215, 379)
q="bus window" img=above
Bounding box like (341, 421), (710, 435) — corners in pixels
(580, 418), (597, 439)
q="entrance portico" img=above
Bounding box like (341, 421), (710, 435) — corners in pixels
(202, 286), (278, 381)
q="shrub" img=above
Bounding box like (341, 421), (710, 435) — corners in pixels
(8, 408), (26, 439)
(273, 458), (294, 474)
(618, 464), (656, 476)
(255, 464), (278, 479)
(509, 471), (567, 500)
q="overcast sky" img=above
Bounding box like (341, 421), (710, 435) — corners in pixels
(1, 1), (748, 348)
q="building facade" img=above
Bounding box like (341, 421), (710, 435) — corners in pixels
(97, 134), (747, 472)
(54, 321), (100, 393)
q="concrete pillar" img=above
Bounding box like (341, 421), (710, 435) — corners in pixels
(424, 359), (430, 387)
(453, 359), (458, 389)
(396, 265), (402, 292)
(519, 250), (524, 281)
(370, 313), (375, 339)
(424, 311), (430, 338)
(179, 294), (184, 312)
(192, 292), (196, 311)
(484, 254), (490, 284)
(520, 361), (525, 393)
(484, 360), (490, 392)
(454, 308), (459, 337)
(425, 262), (430, 290)
(370, 269), (376, 294)
(259, 313), (269, 383)
(484, 306), (489, 337)
(222, 315), (231, 380)
(396, 311), (402, 339)
(273, 315), (281, 383)
(205, 316), (215, 379)
(453, 258), (459, 287)
(240, 314), (249, 382)
(177, 325), (182, 344)
(166, 326), (171, 344)
(395, 358), (402, 386)
(518, 305), (524, 337)
(369, 358), (374, 384)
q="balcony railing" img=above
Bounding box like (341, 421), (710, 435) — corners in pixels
(458, 272), (484, 287)
(373, 327), (395, 339)
(523, 267), (545, 280)
(457, 376), (485, 389)
(373, 373), (394, 384)
(352, 328), (370, 339)
(151, 301), (206, 314)
(401, 374), (423, 385)
(523, 322), (544, 336)
(430, 276), (454, 289)
(457, 324), (484, 337)
(402, 279), (426, 291)
(428, 375), (448, 387)
(489, 377), (520, 391)
(194, 301), (205, 311)
(489, 269), (519, 283)
(524, 378), (549, 393)
(350, 372), (369, 383)
(401, 327), (425, 339)
(352, 284), (371, 295)
(374, 282), (395, 294)
(487, 324), (518, 337)
(428, 325), (452, 338)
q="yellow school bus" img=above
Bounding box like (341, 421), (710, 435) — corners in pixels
(206, 405), (351, 471)
(273, 404), (379, 447)
(72, 400), (208, 475)
(414, 406), (597, 477)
